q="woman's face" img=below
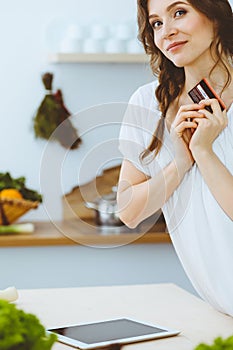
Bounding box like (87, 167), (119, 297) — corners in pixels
(148, 0), (216, 68)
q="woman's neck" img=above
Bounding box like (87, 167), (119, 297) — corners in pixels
(184, 52), (232, 91)
(185, 69), (230, 94)
(182, 58), (233, 109)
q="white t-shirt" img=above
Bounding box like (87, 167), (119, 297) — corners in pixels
(119, 80), (233, 316)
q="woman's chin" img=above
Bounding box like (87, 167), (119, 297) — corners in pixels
(171, 59), (186, 68)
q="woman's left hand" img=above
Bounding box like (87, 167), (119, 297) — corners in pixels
(189, 99), (228, 156)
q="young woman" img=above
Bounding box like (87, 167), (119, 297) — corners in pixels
(117, 0), (233, 316)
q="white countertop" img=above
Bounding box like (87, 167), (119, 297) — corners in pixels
(17, 284), (233, 350)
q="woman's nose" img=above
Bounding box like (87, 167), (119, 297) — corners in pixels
(162, 21), (178, 39)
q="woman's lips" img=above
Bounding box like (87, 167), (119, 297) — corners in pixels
(167, 41), (188, 52)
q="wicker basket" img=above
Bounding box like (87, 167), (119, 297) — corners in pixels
(0, 198), (39, 225)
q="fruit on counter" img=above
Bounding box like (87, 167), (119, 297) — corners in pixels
(0, 299), (57, 349)
(0, 189), (23, 199)
(0, 223), (35, 234)
(0, 172), (42, 202)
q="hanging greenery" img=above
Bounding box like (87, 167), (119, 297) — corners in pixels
(33, 72), (81, 149)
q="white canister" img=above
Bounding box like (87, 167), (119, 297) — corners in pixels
(104, 39), (126, 53)
(66, 24), (84, 40)
(82, 38), (104, 53)
(59, 23), (84, 53)
(90, 24), (108, 40)
(59, 37), (82, 53)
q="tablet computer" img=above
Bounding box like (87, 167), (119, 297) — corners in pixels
(47, 317), (180, 349)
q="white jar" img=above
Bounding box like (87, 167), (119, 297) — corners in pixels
(59, 23), (84, 53)
(90, 24), (108, 40)
(104, 39), (125, 53)
(66, 24), (84, 40)
(82, 38), (104, 53)
(59, 37), (82, 53)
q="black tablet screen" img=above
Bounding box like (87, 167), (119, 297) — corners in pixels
(49, 318), (166, 344)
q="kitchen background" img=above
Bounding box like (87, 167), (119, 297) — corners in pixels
(0, 0), (153, 222)
(2, 0), (231, 294)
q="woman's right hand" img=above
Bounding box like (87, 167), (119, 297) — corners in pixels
(170, 104), (204, 176)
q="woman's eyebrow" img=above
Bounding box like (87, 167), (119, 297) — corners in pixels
(149, 1), (189, 19)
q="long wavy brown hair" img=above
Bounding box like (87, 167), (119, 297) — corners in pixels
(138, 0), (233, 159)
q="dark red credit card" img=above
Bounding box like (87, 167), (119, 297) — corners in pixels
(188, 78), (226, 112)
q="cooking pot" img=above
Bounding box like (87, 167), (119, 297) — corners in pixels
(84, 186), (124, 226)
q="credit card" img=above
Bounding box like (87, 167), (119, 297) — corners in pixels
(188, 78), (226, 112)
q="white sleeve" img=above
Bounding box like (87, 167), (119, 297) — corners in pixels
(228, 108), (233, 150)
(118, 84), (160, 176)
(223, 107), (233, 173)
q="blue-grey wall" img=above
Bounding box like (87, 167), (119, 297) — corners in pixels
(0, 243), (197, 295)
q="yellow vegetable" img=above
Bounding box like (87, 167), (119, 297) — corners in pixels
(0, 189), (23, 200)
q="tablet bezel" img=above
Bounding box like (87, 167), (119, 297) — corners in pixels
(47, 317), (180, 349)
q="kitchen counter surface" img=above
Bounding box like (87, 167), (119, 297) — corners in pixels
(0, 219), (170, 247)
(17, 283), (233, 350)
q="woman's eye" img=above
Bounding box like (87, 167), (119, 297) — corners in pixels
(152, 20), (163, 29)
(174, 9), (187, 17)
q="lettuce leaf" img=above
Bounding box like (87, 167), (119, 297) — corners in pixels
(0, 300), (56, 350)
(195, 336), (233, 350)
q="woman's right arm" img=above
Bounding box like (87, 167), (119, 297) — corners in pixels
(117, 103), (202, 228)
(117, 158), (186, 229)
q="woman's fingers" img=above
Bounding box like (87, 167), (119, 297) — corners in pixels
(172, 111), (204, 128)
(171, 103), (205, 127)
(199, 98), (225, 111)
(199, 99), (224, 118)
(172, 121), (197, 138)
(179, 103), (206, 112)
(198, 99), (228, 128)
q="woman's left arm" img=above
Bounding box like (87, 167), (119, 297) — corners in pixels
(190, 99), (233, 220)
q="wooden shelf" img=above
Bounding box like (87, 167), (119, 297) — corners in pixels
(48, 53), (149, 64)
(0, 220), (170, 247)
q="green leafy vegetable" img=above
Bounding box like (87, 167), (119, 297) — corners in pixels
(0, 299), (57, 350)
(0, 172), (42, 202)
(195, 335), (233, 350)
(33, 72), (81, 150)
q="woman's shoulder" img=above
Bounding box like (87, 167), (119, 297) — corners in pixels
(122, 80), (161, 138)
(128, 80), (159, 111)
